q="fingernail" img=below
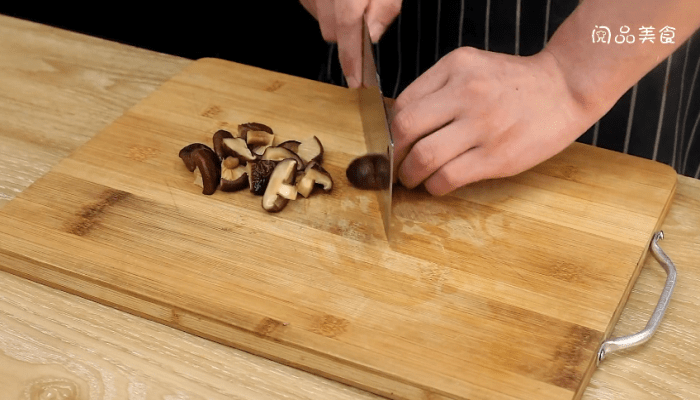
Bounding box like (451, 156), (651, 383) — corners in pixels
(398, 166), (416, 189)
(368, 23), (383, 42)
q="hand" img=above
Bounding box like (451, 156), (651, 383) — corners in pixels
(391, 47), (600, 196)
(299, 0), (401, 87)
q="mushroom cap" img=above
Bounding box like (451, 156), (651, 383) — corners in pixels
(212, 129), (235, 161)
(277, 140), (301, 154)
(190, 147), (221, 195)
(179, 143), (214, 172)
(346, 153), (390, 190)
(262, 146), (305, 171)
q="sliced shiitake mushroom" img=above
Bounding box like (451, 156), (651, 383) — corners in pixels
(296, 161), (333, 197)
(220, 156), (249, 192)
(277, 140), (301, 153)
(179, 123), (333, 209)
(246, 130), (275, 148)
(190, 147), (221, 195)
(247, 130), (275, 156)
(222, 137), (257, 163)
(238, 122), (273, 140)
(251, 146), (267, 156)
(346, 153), (390, 190)
(179, 143), (213, 172)
(212, 129), (235, 161)
(261, 146), (304, 171)
(249, 159), (278, 196)
(296, 136), (324, 165)
(262, 158), (298, 213)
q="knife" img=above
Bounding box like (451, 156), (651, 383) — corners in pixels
(359, 16), (395, 241)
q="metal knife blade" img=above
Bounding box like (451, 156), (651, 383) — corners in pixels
(359, 17), (394, 241)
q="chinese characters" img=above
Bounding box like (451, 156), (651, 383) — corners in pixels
(592, 26), (676, 44)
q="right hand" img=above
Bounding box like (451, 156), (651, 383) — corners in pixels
(299, 0), (402, 88)
(391, 47), (598, 196)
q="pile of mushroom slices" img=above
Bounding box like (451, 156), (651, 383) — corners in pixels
(178, 122), (333, 213)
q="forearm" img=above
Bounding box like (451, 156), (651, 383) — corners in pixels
(544, 0), (700, 116)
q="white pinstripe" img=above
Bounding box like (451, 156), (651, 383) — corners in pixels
(416, 0), (422, 78)
(592, 120), (600, 146)
(514, 0), (522, 55)
(653, 56), (673, 161)
(543, 0), (552, 47)
(672, 38), (692, 169)
(393, 13), (403, 99)
(435, 0), (442, 62)
(325, 44), (334, 82)
(684, 109), (700, 173)
(485, 0), (491, 50)
(624, 84), (639, 154)
(458, 0), (465, 48)
(681, 55), (700, 170)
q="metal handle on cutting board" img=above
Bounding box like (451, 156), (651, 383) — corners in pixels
(597, 231), (677, 365)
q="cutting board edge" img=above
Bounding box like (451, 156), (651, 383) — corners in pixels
(190, 56), (355, 90)
(573, 172), (678, 400)
(0, 247), (486, 400)
(603, 172), (678, 337)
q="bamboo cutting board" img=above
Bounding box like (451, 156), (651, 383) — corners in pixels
(0, 58), (677, 400)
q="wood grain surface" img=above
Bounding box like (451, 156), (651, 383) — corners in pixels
(0, 14), (699, 400)
(0, 51), (678, 400)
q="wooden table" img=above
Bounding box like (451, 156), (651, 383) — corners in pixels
(0, 15), (698, 400)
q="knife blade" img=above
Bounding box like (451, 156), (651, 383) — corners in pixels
(359, 16), (395, 241)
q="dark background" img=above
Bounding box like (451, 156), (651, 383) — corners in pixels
(0, 3), (330, 81)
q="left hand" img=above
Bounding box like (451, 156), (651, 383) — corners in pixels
(391, 46), (600, 195)
(299, 0), (402, 87)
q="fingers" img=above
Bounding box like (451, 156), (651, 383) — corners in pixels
(394, 55), (451, 111)
(299, 0), (318, 19)
(398, 120), (480, 189)
(366, 0), (402, 41)
(392, 84), (454, 170)
(308, 0), (402, 88)
(422, 148), (492, 196)
(317, 1), (340, 42)
(335, 0), (367, 87)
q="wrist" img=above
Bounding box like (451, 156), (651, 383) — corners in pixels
(537, 45), (622, 126)
(531, 49), (609, 136)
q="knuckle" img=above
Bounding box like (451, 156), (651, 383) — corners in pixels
(493, 145), (520, 178)
(386, 0), (402, 14)
(410, 140), (438, 172)
(445, 47), (475, 68)
(336, 1), (366, 26)
(433, 167), (465, 194)
(393, 95), (410, 113)
(320, 29), (336, 42)
(392, 109), (415, 137)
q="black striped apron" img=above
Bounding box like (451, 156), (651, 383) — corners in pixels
(319, 0), (700, 179)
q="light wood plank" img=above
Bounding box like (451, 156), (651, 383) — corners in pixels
(0, 14), (698, 400)
(0, 56), (676, 400)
